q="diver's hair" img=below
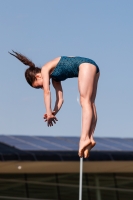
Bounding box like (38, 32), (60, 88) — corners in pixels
(8, 50), (41, 87)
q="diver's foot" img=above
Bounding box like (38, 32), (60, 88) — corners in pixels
(90, 138), (96, 149)
(78, 137), (91, 157)
(84, 141), (96, 158)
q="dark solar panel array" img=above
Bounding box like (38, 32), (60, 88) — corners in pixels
(0, 135), (133, 151)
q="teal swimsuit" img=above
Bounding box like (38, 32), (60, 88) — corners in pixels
(50, 56), (99, 82)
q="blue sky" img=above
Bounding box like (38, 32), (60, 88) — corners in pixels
(0, 0), (133, 138)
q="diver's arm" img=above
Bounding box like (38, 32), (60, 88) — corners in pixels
(52, 79), (64, 115)
(41, 67), (52, 116)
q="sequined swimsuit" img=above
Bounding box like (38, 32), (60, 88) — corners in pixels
(50, 56), (99, 82)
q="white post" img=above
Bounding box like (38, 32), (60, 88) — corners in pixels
(77, 96), (83, 200)
(79, 157), (83, 200)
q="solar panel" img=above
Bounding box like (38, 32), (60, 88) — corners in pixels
(0, 135), (133, 151)
(34, 136), (73, 150)
(0, 135), (47, 151)
(94, 138), (122, 151)
(102, 138), (133, 151)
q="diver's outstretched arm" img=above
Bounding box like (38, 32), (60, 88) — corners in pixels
(52, 79), (64, 115)
(41, 67), (57, 126)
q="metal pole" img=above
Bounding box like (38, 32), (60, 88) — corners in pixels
(79, 157), (83, 200)
(77, 96), (83, 200)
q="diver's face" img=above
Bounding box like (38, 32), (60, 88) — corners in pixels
(32, 73), (43, 89)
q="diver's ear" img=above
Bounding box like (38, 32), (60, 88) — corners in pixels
(35, 73), (42, 79)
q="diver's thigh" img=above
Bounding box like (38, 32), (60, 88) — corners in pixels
(78, 63), (97, 100)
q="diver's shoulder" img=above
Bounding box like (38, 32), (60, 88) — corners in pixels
(42, 57), (61, 72)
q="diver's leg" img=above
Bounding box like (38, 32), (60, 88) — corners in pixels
(78, 63), (97, 157)
(84, 72), (100, 158)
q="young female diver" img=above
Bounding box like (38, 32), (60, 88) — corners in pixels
(9, 51), (100, 158)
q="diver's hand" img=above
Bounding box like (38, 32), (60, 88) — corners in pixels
(47, 114), (58, 127)
(44, 112), (58, 127)
(44, 111), (56, 121)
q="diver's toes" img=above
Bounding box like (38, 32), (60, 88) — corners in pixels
(84, 147), (90, 158)
(78, 149), (84, 158)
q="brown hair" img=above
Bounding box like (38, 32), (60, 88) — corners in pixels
(8, 50), (41, 87)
